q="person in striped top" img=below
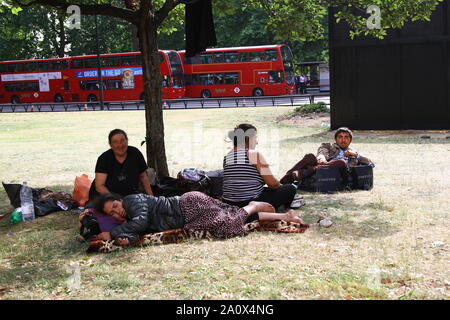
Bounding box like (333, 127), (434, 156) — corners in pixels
(222, 123), (297, 211)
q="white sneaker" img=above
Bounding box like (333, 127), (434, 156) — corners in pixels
(290, 199), (305, 209)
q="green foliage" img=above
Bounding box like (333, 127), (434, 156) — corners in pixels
(0, 0), (443, 61)
(293, 102), (329, 114)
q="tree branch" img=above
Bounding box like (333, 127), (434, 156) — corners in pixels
(12, 0), (139, 24)
(155, 0), (180, 26)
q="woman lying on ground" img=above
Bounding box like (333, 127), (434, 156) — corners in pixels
(222, 123), (297, 210)
(93, 192), (304, 245)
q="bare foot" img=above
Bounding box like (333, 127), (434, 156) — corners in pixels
(284, 210), (304, 224)
(249, 201), (275, 213)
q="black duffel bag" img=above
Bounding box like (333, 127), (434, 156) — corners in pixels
(206, 169), (223, 198)
(176, 168), (211, 194)
(346, 165), (374, 191)
(151, 176), (183, 197)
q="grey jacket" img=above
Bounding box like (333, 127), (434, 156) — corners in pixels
(316, 143), (374, 167)
(110, 194), (185, 243)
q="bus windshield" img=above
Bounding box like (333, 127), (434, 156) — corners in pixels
(280, 46), (295, 86)
(167, 51), (184, 88)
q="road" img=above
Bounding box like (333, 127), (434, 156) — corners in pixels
(0, 93), (330, 113)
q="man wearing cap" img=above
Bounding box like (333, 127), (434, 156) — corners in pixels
(280, 127), (374, 184)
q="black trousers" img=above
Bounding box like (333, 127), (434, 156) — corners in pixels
(223, 184), (297, 210)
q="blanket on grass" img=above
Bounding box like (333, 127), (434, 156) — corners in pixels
(86, 220), (309, 254)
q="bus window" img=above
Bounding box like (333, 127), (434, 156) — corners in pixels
(224, 72), (239, 84)
(239, 52), (249, 62)
(213, 73), (224, 84)
(249, 51), (264, 62)
(199, 53), (213, 64)
(265, 49), (278, 61)
(224, 52), (238, 63)
(26, 62), (37, 71)
(122, 55), (137, 66)
(162, 75), (170, 87)
(7, 63), (17, 72)
(84, 58), (99, 68)
(103, 56), (121, 67)
(54, 60), (65, 70)
(4, 82), (39, 92)
(52, 60), (67, 70)
(106, 79), (122, 90)
(71, 59), (84, 69)
(36, 62), (50, 71)
(269, 71), (284, 83)
(184, 55), (196, 65)
(80, 80), (101, 90)
(199, 73), (214, 85)
(280, 46), (293, 63)
(172, 77), (183, 88)
(213, 52), (223, 63)
(190, 74), (199, 85)
(136, 55), (143, 65)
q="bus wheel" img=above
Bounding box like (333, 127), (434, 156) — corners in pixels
(253, 88), (264, 97)
(140, 92), (145, 102)
(11, 96), (20, 104)
(87, 94), (98, 102)
(201, 90), (211, 99)
(54, 94), (64, 103)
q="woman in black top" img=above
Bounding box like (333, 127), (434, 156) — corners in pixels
(89, 129), (153, 201)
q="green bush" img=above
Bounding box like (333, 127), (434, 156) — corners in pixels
(293, 102), (329, 114)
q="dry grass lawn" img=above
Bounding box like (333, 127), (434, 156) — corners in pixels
(0, 107), (449, 300)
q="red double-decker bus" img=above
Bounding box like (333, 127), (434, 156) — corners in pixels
(0, 50), (185, 104)
(178, 44), (296, 98)
(0, 57), (71, 104)
(70, 50), (185, 102)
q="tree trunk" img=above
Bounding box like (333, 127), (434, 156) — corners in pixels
(57, 12), (66, 58)
(131, 24), (140, 52)
(137, 18), (169, 178)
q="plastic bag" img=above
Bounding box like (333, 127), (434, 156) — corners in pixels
(72, 174), (92, 207)
(9, 208), (22, 225)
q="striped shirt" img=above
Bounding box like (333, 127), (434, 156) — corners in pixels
(222, 149), (264, 202)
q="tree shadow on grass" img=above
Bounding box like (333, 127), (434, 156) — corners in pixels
(296, 193), (400, 241)
(281, 131), (450, 145)
(0, 228), (87, 296)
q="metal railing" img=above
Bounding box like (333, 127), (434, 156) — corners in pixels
(0, 92), (330, 113)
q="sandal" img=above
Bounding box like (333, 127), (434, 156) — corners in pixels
(290, 199), (305, 209)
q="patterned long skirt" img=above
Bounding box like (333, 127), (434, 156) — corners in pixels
(179, 191), (249, 239)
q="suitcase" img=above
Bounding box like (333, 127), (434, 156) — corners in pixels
(347, 165), (374, 191)
(298, 167), (344, 193)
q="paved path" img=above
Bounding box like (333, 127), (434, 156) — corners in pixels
(0, 94), (330, 113)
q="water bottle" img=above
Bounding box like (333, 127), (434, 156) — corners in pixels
(20, 181), (35, 222)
